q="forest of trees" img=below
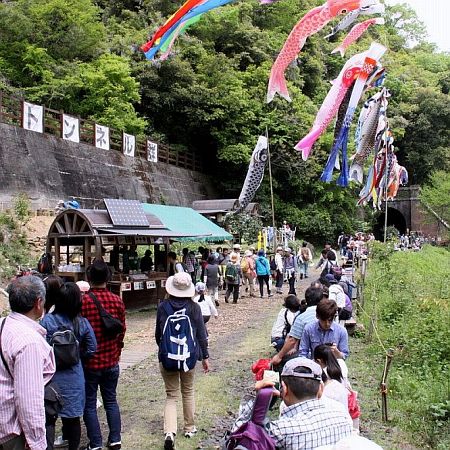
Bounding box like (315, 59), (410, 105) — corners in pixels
(0, 0), (448, 242)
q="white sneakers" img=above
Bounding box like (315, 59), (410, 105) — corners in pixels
(184, 427), (198, 438)
(164, 432), (175, 450)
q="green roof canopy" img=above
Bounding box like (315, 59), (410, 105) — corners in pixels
(141, 204), (233, 242)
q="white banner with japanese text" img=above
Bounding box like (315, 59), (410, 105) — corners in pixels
(62, 114), (80, 143)
(95, 124), (110, 150)
(123, 133), (135, 157)
(22, 102), (44, 133)
(147, 140), (158, 162)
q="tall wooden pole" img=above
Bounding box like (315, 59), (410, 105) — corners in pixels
(266, 127), (276, 251)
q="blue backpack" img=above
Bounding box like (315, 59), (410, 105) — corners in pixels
(160, 302), (197, 372)
(223, 388), (276, 450)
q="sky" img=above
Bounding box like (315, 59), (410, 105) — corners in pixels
(385, 0), (449, 52)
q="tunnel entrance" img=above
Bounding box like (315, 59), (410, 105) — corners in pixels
(374, 207), (407, 240)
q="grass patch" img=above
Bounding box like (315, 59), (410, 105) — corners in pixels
(357, 244), (450, 449)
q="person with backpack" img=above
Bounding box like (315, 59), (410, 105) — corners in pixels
(193, 282), (218, 334)
(230, 357), (352, 449)
(298, 242), (313, 280)
(255, 250), (273, 299)
(155, 272), (210, 450)
(205, 254), (220, 306)
(41, 283), (97, 450)
(270, 295), (301, 351)
(320, 251), (339, 284)
(241, 250), (256, 298)
(81, 260), (126, 450)
(224, 253), (242, 304)
(283, 248), (298, 295)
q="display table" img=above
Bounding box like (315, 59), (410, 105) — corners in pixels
(55, 271), (85, 282)
(108, 272), (167, 308)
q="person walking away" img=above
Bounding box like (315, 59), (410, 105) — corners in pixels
(168, 252), (184, 276)
(41, 283), (97, 450)
(204, 255), (220, 306)
(274, 247), (284, 294)
(298, 243), (312, 280)
(182, 248), (196, 283)
(218, 248), (229, 291)
(155, 273), (210, 450)
(193, 282), (218, 337)
(0, 276), (55, 450)
(284, 248), (297, 295)
(241, 250), (256, 298)
(255, 250), (273, 299)
(320, 251), (338, 283)
(224, 254), (242, 304)
(81, 261), (126, 450)
(270, 295), (301, 351)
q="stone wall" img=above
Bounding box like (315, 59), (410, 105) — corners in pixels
(0, 123), (216, 210)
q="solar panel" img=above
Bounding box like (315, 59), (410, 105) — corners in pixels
(104, 199), (149, 227)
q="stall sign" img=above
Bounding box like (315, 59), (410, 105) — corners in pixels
(95, 124), (110, 150)
(62, 114), (80, 143)
(23, 102), (44, 133)
(135, 236), (150, 245)
(121, 282), (132, 292)
(133, 281), (144, 291)
(147, 140), (158, 162)
(123, 133), (135, 157)
(101, 236), (117, 245)
(161, 280), (166, 288)
(146, 281), (156, 289)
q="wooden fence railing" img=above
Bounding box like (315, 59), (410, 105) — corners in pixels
(0, 90), (201, 172)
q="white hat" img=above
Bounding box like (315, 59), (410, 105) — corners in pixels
(276, 246), (283, 251)
(76, 281), (90, 293)
(165, 272), (195, 298)
(233, 243), (241, 249)
(244, 250), (252, 257)
(195, 282), (206, 293)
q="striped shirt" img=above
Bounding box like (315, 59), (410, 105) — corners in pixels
(0, 313), (55, 450)
(233, 397), (352, 450)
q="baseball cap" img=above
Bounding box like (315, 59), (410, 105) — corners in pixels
(281, 357), (322, 381)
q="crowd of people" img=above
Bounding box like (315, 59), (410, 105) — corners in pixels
(0, 238), (376, 450)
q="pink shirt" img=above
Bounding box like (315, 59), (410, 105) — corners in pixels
(0, 313), (55, 450)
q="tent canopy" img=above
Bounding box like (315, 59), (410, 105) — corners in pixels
(142, 204), (232, 242)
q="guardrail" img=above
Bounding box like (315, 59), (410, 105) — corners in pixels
(0, 90), (201, 172)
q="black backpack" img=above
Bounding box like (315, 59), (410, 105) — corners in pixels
(88, 292), (124, 339)
(269, 258), (277, 271)
(282, 309), (292, 338)
(50, 318), (80, 370)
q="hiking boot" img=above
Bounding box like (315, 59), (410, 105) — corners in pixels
(184, 427), (198, 438)
(54, 436), (68, 448)
(215, 300), (220, 307)
(107, 442), (121, 450)
(224, 296), (229, 303)
(232, 300), (237, 304)
(164, 433), (176, 450)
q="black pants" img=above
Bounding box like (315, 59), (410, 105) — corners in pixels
(275, 270), (283, 290)
(288, 274), (296, 295)
(339, 308), (352, 321)
(257, 275), (271, 297)
(46, 416), (81, 450)
(225, 284), (239, 303)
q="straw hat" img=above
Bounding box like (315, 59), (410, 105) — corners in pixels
(165, 272), (195, 298)
(230, 253), (239, 263)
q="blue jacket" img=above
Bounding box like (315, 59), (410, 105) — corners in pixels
(255, 256), (271, 276)
(41, 313), (97, 418)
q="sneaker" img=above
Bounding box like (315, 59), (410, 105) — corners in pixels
(54, 436), (68, 448)
(184, 427), (198, 438)
(224, 297), (229, 303)
(268, 293), (273, 298)
(81, 446), (102, 450)
(164, 433), (176, 450)
(107, 442), (121, 450)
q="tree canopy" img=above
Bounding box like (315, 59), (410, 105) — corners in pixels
(0, 0), (448, 243)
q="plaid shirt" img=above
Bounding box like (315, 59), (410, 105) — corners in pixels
(233, 398), (352, 450)
(81, 288), (126, 370)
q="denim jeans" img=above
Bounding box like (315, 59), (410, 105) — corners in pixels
(84, 364), (121, 448)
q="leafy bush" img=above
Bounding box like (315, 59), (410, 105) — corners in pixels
(362, 245), (450, 448)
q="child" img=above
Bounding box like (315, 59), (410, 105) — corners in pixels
(193, 282), (218, 328)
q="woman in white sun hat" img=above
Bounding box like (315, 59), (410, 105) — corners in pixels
(155, 272), (210, 450)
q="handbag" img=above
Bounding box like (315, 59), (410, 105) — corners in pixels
(88, 292), (124, 338)
(1, 318), (63, 418)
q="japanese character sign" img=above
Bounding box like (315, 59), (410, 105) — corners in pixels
(123, 133), (135, 157)
(22, 102), (43, 133)
(95, 124), (110, 150)
(62, 114), (79, 143)
(147, 140), (158, 163)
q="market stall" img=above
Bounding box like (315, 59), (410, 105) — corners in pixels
(45, 199), (232, 307)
